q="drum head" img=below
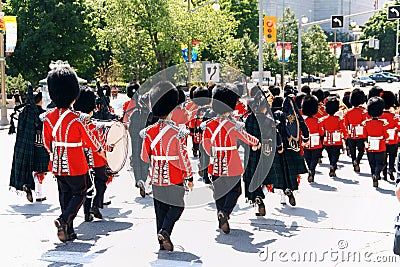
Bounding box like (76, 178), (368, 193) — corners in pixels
(106, 121), (128, 173)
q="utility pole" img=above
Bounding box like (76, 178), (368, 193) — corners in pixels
(187, 0), (192, 87)
(258, 0), (263, 87)
(0, 1), (7, 126)
(332, 29), (337, 87)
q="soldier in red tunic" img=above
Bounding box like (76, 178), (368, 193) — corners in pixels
(363, 96), (389, 187)
(141, 81), (193, 251)
(302, 95), (324, 182)
(312, 88), (328, 119)
(185, 86), (200, 156)
(122, 81), (139, 124)
(343, 89), (368, 172)
(42, 65), (103, 242)
(320, 97), (346, 177)
(380, 91), (400, 181)
(73, 88), (110, 222)
(171, 87), (189, 127)
(202, 84), (260, 234)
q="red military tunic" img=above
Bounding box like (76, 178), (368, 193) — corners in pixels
(171, 106), (189, 127)
(304, 117), (324, 149)
(233, 100), (247, 120)
(141, 120), (192, 186)
(42, 108), (102, 176)
(202, 117), (259, 177)
(83, 121), (108, 168)
(122, 99), (137, 124)
(379, 110), (400, 145)
(363, 118), (389, 152)
(186, 108), (206, 144)
(320, 115), (346, 146)
(315, 104), (327, 119)
(343, 106), (368, 139)
(185, 101), (198, 121)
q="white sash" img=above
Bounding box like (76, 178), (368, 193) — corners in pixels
(52, 109), (71, 138)
(150, 125), (172, 150)
(211, 120), (228, 144)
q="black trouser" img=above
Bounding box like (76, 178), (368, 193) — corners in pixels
(348, 138), (365, 164)
(384, 144), (398, 174)
(199, 144), (211, 184)
(212, 176), (242, 216)
(192, 140), (199, 154)
(84, 165), (109, 214)
(367, 151), (386, 177)
(303, 148), (322, 173)
(152, 184), (185, 242)
(325, 146), (341, 168)
(56, 174), (87, 235)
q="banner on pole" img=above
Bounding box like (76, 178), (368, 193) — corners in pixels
(5, 16), (17, 54)
(329, 42), (342, 59)
(0, 12), (5, 34)
(351, 42), (363, 56)
(181, 40), (200, 63)
(275, 42), (292, 62)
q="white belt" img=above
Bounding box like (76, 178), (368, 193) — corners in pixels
(152, 155), (179, 161)
(213, 146), (236, 151)
(53, 141), (83, 147)
(368, 136), (383, 140)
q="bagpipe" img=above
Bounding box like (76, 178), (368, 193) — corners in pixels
(8, 102), (28, 135)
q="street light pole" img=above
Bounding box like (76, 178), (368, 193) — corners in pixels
(0, 2), (7, 126)
(297, 20), (302, 90)
(258, 0), (263, 86)
(332, 29), (337, 87)
(187, 0), (192, 87)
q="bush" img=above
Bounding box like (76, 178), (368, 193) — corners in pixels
(6, 74), (28, 95)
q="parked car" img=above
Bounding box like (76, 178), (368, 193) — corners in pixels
(369, 73), (399, 83)
(301, 75), (325, 83)
(382, 72), (400, 80)
(351, 76), (376, 87)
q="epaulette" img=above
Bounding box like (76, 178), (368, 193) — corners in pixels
(77, 112), (91, 122)
(234, 121), (245, 131)
(394, 114), (400, 120)
(317, 117), (324, 124)
(39, 109), (53, 122)
(139, 128), (147, 139)
(378, 118), (389, 126)
(200, 121), (207, 131)
(177, 127), (190, 139)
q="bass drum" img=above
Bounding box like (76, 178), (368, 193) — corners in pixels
(105, 121), (129, 174)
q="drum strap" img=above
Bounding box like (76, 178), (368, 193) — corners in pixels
(151, 125), (172, 150)
(211, 120), (228, 144)
(52, 109), (71, 138)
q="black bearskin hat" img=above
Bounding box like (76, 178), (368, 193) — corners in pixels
(33, 91), (43, 104)
(350, 88), (366, 107)
(301, 85), (311, 95)
(367, 96), (384, 118)
(189, 86), (197, 100)
(73, 88), (96, 114)
(325, 96), (339, 116)
(302, 95), (319, 117)
(47, 66), (80, 108)
(323, 90), (331, 100)
(234, 81), (244, 96)
(177, 87), (186, 105)
(343, 94), (352, 109)
(269, 86), (281, 97)
(193, 87), (211, 106)
(250, 85), (261, 97)
(126, 82), (140, 99)
(212, 83), (239, 115)
(150, 81), (179, 117)
(368, 86), (383, 100)
(284, 84), (295, 97)
(380, 90), (395, 109)
(271, 96), (283, 110)
(295, 92), (306, 110)
(312, 88), (324, 103)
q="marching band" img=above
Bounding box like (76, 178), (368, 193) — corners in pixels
(8, 63), (400, 252)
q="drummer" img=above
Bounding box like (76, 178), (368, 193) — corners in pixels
(73, 88), (110, 222)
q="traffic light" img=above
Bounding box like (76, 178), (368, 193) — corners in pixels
(264, 16), (277, 43)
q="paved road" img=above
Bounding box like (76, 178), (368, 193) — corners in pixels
(0, 90), (399, 266)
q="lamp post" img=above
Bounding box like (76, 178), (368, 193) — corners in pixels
(187, 0), (220, 86)
(297, 15), (308, 90)
(0, 1), (7, 126)
(350, 21), (362, 77)
(332, 29), (337, 87)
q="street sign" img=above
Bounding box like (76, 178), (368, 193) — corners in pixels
(331, 15), (344, 29)
(388, 5), (400, 20)
(204, 63), (220, 83)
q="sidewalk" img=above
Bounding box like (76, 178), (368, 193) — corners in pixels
(0, 121), (399, 266)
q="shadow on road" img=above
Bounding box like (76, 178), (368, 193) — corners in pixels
(249, 218), (299, 238)
(274, 206), (328, 223)
(8, 204), (59, 219)
(310, 182), (337, 192)
(215, 228), (277, 253)
(332, 176), (359, 185)
(151, 250), (203, 266)
(375, 187), (395, 196)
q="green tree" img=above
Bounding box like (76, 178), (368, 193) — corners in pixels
(302, 25), (334, 77)
(360, 1), (400, 65)
(7, 0), (97, 84)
